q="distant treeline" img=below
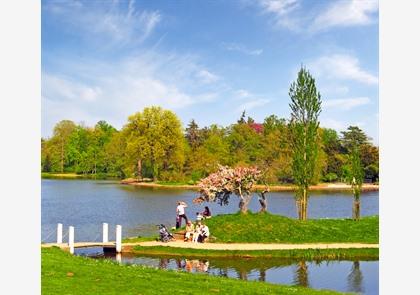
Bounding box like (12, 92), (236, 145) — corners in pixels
(41, 106), (379, 184)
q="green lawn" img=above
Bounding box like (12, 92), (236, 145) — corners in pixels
(42, 247), (348, 295)
(191, 212), (379, 244)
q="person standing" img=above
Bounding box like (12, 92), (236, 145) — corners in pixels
(176, 201), (188, 229)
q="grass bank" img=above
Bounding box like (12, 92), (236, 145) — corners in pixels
(41, 172), (120, 180)
(184, 212), (379, 244)
(42, 247), (346, 295)
(131, 246), (378, 260)
(123, 179), (379, 192)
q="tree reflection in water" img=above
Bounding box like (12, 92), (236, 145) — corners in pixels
(347, 261), (364, 293)
(293, 261), (309, 287)
(159, 258), (169, 269)
(259, 269), (266, 282)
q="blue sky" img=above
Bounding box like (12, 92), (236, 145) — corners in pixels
(42, 0), (379, 144)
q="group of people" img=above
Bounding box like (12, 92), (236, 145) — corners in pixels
(175, 201), (212, 243)
(184, 220), (210, 243)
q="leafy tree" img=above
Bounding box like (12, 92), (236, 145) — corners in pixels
(227, 123), (263, 164)
(341, 126), (369, 152)
(237, 110), (246, 124)
(194, 165), (261, 214)
(123, 106), (185, 181)
(185, 119), (201, 150)
(104, 131), (128, 178)
(260, 116), (292, 183)
(289, 67), (322, 220)
(50, 120), (77, 173)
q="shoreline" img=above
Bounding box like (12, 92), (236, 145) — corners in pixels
(121, 179), (379, 192)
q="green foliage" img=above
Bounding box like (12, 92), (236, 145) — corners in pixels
(41, 106), (379, 184)
(289, 67), (322, 192)
(42, 248), (343, 295)
(323, 172), (338, 182)
(289, 67), (322, 220)
(123, 106), (185, 181)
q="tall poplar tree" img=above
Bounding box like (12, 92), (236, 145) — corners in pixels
(349, 146), (364, 220)
(289, 67), (322, 220)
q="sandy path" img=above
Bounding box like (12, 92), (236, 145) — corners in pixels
(126, 241), (379, 250)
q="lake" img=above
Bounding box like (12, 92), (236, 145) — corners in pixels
(75, 247), (379, 295)
(42, 179), (379, 294)
(42, 179), (379, 242)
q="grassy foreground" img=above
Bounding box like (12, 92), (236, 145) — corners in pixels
(198, 212), (378, 244)
(42, 247), (347, 295)
(132, 246), (379, 260)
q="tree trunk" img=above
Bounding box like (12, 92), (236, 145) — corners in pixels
(137, 159), (142, 181)
(258, 191), (268, 213)
(239, 193), (252, 214)
(296, 199), (302, 219)
(60, 140), (64, 173)
(301, 188), (308, 221)
(352, 199), (360, 220)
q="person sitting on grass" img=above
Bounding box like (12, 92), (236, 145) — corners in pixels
(192, 221), (202, 243)
(198, 223), (210, 243)
(202, 206), (212, 219)
(184, 220), (195, 242)
(196, 211), (204, 221)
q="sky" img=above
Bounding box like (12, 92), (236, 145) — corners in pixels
(42, 0), (379, 144)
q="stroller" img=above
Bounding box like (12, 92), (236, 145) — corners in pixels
(157, 224), (175, 242)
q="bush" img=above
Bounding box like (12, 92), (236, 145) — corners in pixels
(322, 172), (338, 182)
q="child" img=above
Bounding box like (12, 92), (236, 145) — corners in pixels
(192, 221), (202, 243)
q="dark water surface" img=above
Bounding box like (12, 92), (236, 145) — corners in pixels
(42, 179), (379, 242)
(75, 247), (378, 295)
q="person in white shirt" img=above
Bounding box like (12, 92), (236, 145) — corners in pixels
(198, 223), (210, 243)
(176, 201), (188, 229)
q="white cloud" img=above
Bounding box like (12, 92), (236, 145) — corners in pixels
(256, 0), (301, 30)
(253, 0), (378, 33)
(221, 42), (263, 56)
(237, 98), (270, 112)
(320, 118), (347, 131)
(308, 54), (378, 85)
(43, 0), (161, 45)
(320, 118), (365, 132)
(324, 97), (370, 110)
(42, 52), (225, 136)
(312, 0), (378, 32)
(196, 70), (220, 84)
(43, 75), (102, 102)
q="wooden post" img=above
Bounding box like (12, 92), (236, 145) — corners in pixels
(103, 223), (108, 243)
(116, 253), (122, 263)
(69, 226), (74, 254)
(116, 225), (122, 253)
(57, 223), (63, 244)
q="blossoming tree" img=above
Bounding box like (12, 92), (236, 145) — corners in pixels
(193, 165), (261, 214)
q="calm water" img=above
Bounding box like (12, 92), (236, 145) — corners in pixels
(42, 179), (379, 242)
(75, 247), (379, 295)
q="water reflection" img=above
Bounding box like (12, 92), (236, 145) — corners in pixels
(347, 261), (364, 293)
(75, 248), (378, 294)
(293, 261), (309, 287)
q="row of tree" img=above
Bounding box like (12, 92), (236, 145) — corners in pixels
(42, 112), (378, 185)
(192, 67), (375, 220)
